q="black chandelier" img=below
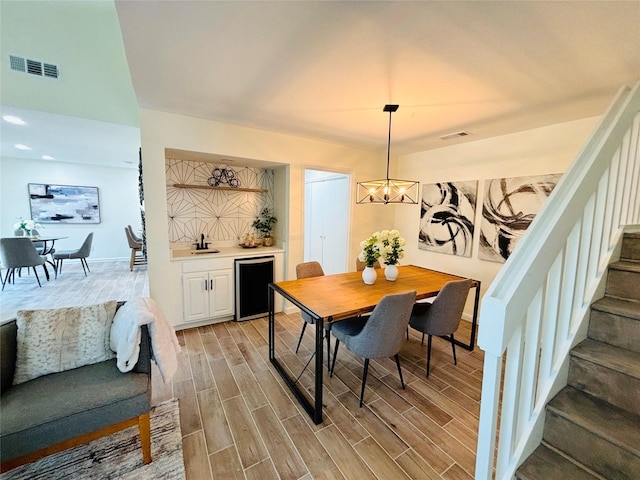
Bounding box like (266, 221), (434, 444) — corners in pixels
(356, 104), (419, 204)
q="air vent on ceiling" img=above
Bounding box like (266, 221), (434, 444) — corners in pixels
(9, 55), (59, 79)
(440, 131), (472, 140)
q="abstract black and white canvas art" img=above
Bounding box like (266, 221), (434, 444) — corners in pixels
(479, 173), (561, 263)
(418, 181), (478, 257)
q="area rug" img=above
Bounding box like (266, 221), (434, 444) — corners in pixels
(1, 399), (185, 480)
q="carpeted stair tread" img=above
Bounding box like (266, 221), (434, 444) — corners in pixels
(517, 444), (600, 480)
(621, 233), (640, 261)
(609, 259), (640, 273)
(547, 387), (640, 457)
(591, 296), (640, 321)
(571, 338), (640, 379)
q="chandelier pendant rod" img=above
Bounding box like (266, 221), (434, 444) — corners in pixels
(386, 108), (392, 183)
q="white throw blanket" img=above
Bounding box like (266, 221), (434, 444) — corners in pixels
(110, 297), (181, 383)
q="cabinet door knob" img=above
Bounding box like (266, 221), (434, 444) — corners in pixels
(210, 279), (214, 290)
(204, 279), (208, 291)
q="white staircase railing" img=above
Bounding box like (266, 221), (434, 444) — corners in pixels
(475, 81), (640, 480)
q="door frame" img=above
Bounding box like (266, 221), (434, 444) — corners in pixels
(303, 168), (352, 274)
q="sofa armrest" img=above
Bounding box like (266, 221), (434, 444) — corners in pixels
(0, 320), (17, 394)
(133, 324), (151, 376)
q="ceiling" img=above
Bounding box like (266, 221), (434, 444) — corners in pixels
(2, 1), (639, 168)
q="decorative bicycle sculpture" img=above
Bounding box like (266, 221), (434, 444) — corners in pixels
(208, 168), (240, 188)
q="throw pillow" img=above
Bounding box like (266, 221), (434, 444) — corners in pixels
(13, 300), (118, 385)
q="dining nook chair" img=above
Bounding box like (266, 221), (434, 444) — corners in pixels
(355, 258), (380, 271)
(0, 237), (49, 289)
(329, 290), (417, 407)
(53, 233), (93, 278)
(125, 226), (146, 271)
(407, 278), (472, 377)
(294, 261), (334, 368)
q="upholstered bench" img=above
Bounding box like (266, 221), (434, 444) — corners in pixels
(0, 301), (152, 472)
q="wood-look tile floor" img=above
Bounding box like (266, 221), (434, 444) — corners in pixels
(0, 260), (149, 322)
(153, 315), (484, 480)
(1, 261), (484, 479)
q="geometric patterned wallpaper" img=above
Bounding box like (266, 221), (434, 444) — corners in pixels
(165, 158), (274, 243)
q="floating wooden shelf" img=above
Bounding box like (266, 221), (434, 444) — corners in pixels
(172, 184), (268, 193)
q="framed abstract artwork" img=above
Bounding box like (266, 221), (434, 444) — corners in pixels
(418, 181), (478, 257)
(28, 183), (101, 224)
(479, 173), (561, 263)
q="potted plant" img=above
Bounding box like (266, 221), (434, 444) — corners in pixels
(13, 217), (43, 237)
(358, 232), (382, 284)
(379, 229), (405, 281)
(252, 208), (277, 246)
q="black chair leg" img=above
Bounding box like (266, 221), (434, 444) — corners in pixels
(32, 267), (42, 287)
(42, 264), (50, 281)
(329, 339), (340, 377)
(451, 333), (457, 365)
(83, 258), (90, 273)
(406, 327), (409, 340)
(359, 358), (370, 407)
(295, 322), (307, 353)
(80, 258), (88, 276)
(394, 353), (405, 389)
(426, 334), (432, 377)
(325, 329), (331, 370)
(1, 269), (11, 290)
(421, 332), (425, 345)
(58, 259), (63, 275)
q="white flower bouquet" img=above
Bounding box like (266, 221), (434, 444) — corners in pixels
(379, 229), (405, 266)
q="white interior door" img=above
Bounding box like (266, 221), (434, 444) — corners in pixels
(304, 170), (349, 274)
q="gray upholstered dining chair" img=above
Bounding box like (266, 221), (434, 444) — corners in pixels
(127, 225), (142, 243)
(294, 261), (333, 367)
(329, 290), (417, 407)
(125, 226), (146, 271)
(408, 278), (472, 377)
(53, 233), (93, 278)
(0, 238), (49, 289)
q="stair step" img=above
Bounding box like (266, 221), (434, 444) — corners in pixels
(592, 296), (640, 320)
(621, 232), (640, 261)
(589, 297), (640, 353)
(606, 260), (640, 301)
(569, 339), (640, 415)
(517, 444), (600, 480)
(544, 387), (640, 479)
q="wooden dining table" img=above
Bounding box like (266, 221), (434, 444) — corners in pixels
(268, 265), (480, 424)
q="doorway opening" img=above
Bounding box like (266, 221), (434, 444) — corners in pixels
(303, 169), (350, 274)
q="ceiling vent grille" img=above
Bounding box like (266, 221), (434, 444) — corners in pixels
(9, 55), (59, 79)
(440, 131), (472, 140)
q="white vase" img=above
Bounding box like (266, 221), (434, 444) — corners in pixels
(385, 264), (399, 281)
(362, 266), (377, 285)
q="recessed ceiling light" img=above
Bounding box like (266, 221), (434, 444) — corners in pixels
(42, 155), (55, 160)
(3, 115), (27, 125)
(14, 143), (31, 150)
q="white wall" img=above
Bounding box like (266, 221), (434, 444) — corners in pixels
(139, 108), (601, 327)
(393, 116), (600, 318)
(0, 156), (141, 260)
(138, 108), (393, 325)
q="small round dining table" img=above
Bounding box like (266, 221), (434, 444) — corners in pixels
(30, 236), (68, 256)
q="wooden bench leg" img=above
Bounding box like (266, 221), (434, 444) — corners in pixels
(139, 412), (152, 464)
